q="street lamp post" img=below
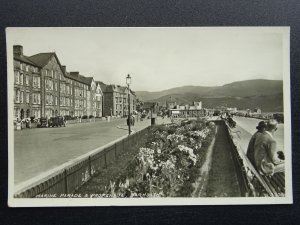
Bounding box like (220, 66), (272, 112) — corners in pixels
(126, 74), (131, 135)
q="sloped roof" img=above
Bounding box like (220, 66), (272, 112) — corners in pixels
(83, 77), (94, 86)
(28, 53), (54, 67)
(100, 83), (136, 96)
(96, 81), (107, 92)
(14, 54), (38, 66)
(104, 84), (127, 94)
(65, 72), (87, 85)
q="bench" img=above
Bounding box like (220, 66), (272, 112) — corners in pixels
(225, 121), (285, 197)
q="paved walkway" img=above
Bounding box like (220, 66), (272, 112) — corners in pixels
(14, 117), (171, 185)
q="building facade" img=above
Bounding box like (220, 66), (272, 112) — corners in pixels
(29, 52), (66, 118)
(168, 101), (205, 117)
(13, 45), (42, 120)
(12, 45), (136, 121)
(102, 84), (137, 117)
(95, 82), (104, 117)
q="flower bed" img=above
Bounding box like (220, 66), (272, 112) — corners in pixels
(106, 119), (216, 197)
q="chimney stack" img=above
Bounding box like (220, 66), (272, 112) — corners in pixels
(70, 72), (79, 78)
(61, 65), (66, 74)
(13, 45), (23, 56)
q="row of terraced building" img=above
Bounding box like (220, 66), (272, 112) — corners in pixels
(13, 45), (137, 120)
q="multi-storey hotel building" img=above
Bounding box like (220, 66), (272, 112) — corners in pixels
(13, 45), (41, 120)
(101, 84), (137, 117)
(13, 45), (135, 121)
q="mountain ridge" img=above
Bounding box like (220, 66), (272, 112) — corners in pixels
(136, 79), (283, 112)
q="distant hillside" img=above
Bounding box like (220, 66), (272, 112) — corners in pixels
(136, 79), (283, 112)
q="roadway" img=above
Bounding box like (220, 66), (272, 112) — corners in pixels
(14, 117), (171, 185)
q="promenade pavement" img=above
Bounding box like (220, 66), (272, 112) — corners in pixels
(14, 117), (171, 184)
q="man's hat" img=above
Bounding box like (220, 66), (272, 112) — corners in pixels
(256, 121), (266, 130)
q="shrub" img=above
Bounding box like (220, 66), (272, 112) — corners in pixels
(107, 119), (215, 197)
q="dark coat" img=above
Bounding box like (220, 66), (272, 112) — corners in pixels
(246, 131), (262, 167)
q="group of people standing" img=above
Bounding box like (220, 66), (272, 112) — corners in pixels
(246, 119), (285, 176)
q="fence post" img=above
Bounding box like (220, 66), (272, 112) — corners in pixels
(64, 169), (68, 194)
(114, 143), (117, 160)
(88, 156), (92, 176)
(127, 136), (130, 152)
(104, 150), (107, 168)
(122, 139), (125, 152)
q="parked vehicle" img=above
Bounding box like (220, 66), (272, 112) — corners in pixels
(37, 117), (48, 128)
(48, 116), (65, 127)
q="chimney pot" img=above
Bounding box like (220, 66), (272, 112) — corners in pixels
(70, 72), (79, 77)
(13, 45), (23, 56)
(61, 65), (66, 74)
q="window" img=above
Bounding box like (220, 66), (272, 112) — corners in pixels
(46, 79), (53, 90)
(51, 70), (54, 78)
(26, 92), (30, 103)
(33, 93), (40, 104)
(54, 71), (57, 79)
(60, 83), (65, 93)
(14, 71), (19, 84)
(55, 96), (58, 106)
(19, 73), (23, 85)
(37, 77), (40, 88)
(15, 90), (20, 103)
(14, 108), (20, 119)
(26, 65), (29, 72)
(46, 95), (49, 105)
(20, 91), (23, 103)
(33, 76), (39, 88)
(32, 109), (40, 118)
(54, 82), (58, 91)
(25, 75), (29, 86)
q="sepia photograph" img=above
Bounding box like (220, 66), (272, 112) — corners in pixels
(6, 27), (292, 206)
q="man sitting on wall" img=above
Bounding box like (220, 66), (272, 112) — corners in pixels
(246, 121), (266, 166)
(254, 119), (285, 176)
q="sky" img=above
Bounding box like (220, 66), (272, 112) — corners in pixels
(7, 27), (286, 91)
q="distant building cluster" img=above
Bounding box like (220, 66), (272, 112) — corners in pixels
(167, 100), (205, 117)
(13, 45), (136, 120)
